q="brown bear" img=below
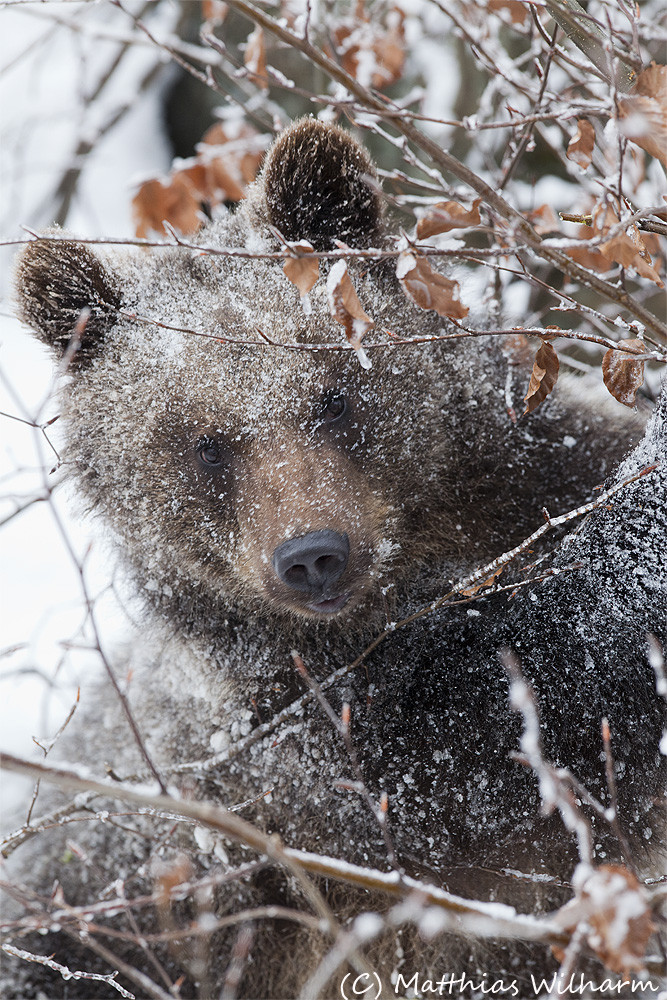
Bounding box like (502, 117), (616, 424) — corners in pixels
(2, 119), (665, 999)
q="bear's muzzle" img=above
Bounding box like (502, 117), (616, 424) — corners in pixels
(272, 529), (351, 613)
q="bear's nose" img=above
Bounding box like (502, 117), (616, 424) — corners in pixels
(272, 530), (349, 594)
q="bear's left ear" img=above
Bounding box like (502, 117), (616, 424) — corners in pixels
(15, 237), (122, 367)
(260, 118), (385, 250)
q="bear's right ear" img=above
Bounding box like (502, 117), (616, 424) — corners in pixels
(15, 238), (121, 366)
(261, 118), (385, 250)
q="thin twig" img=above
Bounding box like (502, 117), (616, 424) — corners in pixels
(292, 653), (400, 872)
(600, 717), (636, 872)
(1, 944), (135, 1000)
(503, 651), (594, 866)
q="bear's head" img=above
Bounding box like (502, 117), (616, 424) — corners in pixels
(15, 119), (490, 641)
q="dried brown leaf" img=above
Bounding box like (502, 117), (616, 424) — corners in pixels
(554, 865), (655, 976)
(564, 242), (610, 273)
(566, 119), (595, 169)
(283, 241), (320, 297)
(397, 251), (469, 319)
(460, 565), (504, 596)
(202, 0), (227, 24)
(326, 260), (374, 368)
(132, 175), (203, 238)
(205, 159), (246, 203)
(633, 59), (667, 100)
(523, 340), (559, 414)
(332, 5), (405, 89)
(600, 233), (663, 285)
(595, 202), (664, 287)
(601, 338), (645, 408)
(244, 25), (268, 90)
(153, 854), (193, 908)
(200, 121), (265, 188)
(417, 199), (482, 239)
(600, 233), (664, 288)
(132, 123), (265, 237)
(525, 204), (560, 236)
(618, 62), (667, 167)
(488, 0), (529, 25)
(564, 200), (664, 283)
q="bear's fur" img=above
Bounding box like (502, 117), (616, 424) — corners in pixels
(2, 118), (665, 999)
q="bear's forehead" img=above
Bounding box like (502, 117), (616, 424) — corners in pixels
(102, 247), (443, 419)
(102, 331), (417, 418)
(85, 235), (456, 441)
(81, 319), (450, 457)
(124, 239), (416, 349)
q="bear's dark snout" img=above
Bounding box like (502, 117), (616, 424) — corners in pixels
(272, 530), (349, 595)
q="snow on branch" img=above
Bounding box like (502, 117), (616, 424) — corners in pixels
(0, 750), (570, 952)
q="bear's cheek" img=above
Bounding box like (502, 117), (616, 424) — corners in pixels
(229, 444), (394, 617)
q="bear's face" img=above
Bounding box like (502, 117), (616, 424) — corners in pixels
(15, 120), (474, 632)
(58, 262), (460, 626)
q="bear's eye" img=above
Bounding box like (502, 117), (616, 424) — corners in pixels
(197, 438), (223, 467)
(319, 393), (347, 423)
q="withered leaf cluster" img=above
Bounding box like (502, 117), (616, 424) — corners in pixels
(132, 12), (664, 411)
(132, 123), (265, 238)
